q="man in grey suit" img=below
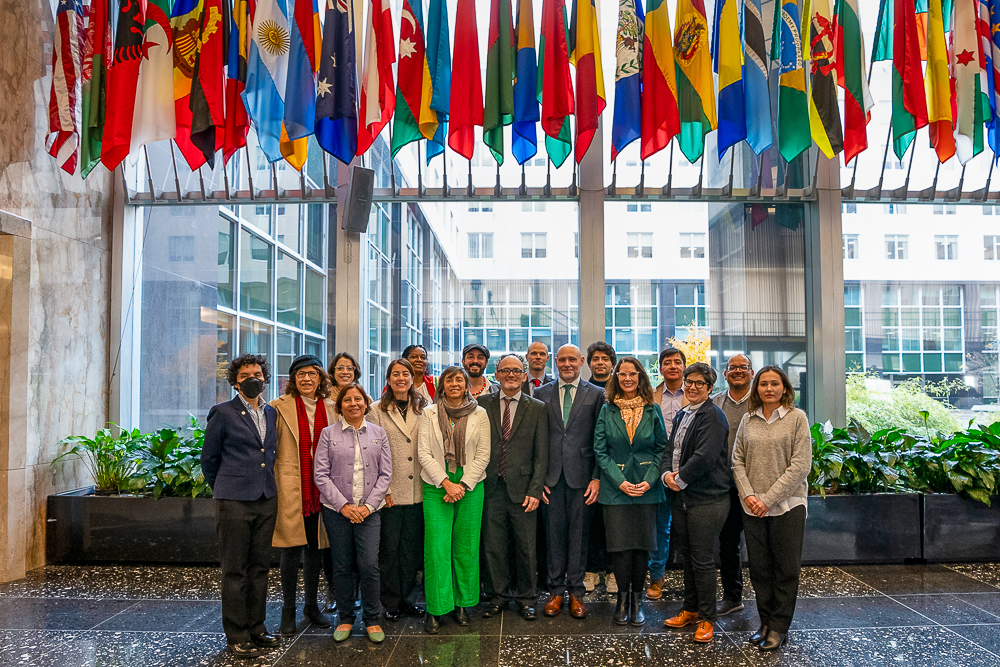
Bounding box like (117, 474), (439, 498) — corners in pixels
(537, 345), (605, 619)
(478, 353), (550, 620)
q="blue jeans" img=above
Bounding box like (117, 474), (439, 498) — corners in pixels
(322, 507), (383, 627)
(647, 488), (673, 581)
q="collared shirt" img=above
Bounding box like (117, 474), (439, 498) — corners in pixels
(238, 393), (267, 442)
(500, 390), (523, 425)
(528, 373), (546, 394)
(557, 376), (581, 416)
(670, 401), (705, 490)
(659, 385), (685, 435)
(747, 405), (803, 517)
(727, 389), (751, 406)
(339, 416), (376, 513)
(751, 405), (789, 424)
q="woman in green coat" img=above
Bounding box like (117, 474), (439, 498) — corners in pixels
(593, 355), (668, 627)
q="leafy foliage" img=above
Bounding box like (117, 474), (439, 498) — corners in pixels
(132, 416), (212, 499)
(53, 425), (148, 494)
(846, 373), (961, 435)
(665, 328), (711, 365)
(809, 422), (912, 495)
(897, 422), (1000, 506)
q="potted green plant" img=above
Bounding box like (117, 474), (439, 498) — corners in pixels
(51, 425), (148, 495)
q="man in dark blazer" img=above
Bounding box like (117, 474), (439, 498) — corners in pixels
(478, 352), (549, 620)
(522, 341), (554, 396)
(536, 344), (604, 619)
(201, 354), (280, 659)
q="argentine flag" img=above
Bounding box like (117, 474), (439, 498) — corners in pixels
(243, 0), (291, 162)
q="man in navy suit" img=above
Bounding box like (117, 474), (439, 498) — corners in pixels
(202, 354), (280, 659)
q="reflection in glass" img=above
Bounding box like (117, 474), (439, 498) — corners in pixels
(217, 312), (235, 403)
(276, 204), (301, 252)
(240, 229), (272, 317)
(218, 216), (235, 308)
(306, 203), (325, 267)
(276, 251), (301, 327)
(276, 329), (302, 395)
(243, 204), (271, 234)
(305, 269), (324, 335)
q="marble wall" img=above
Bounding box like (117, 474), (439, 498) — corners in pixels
(0, 0), (114, 578)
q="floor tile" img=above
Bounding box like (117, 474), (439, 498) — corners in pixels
(782, 596), (932, 630)
(396, 605), (501, 636)
(386, 634), (500, 667)
(947, 593), (1000, 620)
(0, 598), (137, 631)
(890, 594), (1000, 625)
(945, 623), (1000, 656)
(837, 564), (999, 595)
(89, 600), (222, 633)
(947, 564), (1000, 590)
(272, 633), (394, 667)
(498, 632), (752, 667)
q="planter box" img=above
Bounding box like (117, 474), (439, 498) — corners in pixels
(923, 494), (1000, 562)
(801, 493), (922, 565)
(47, 487), (222, 564)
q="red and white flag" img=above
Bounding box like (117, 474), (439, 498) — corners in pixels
(46, 0), (85, 174)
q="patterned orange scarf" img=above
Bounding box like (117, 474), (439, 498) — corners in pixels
(614, 396), (647, 444)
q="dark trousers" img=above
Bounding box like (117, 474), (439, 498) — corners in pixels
(216, 495), (278, 645)
(672, 495), (729, 623)
(379, 503), (424, 612)
(719, 487), (744, 602)
(483, 476), (538, 608)
(280, 511), (323, 609)
(545, 476), (589, 597)
(322, 507), (383, 627)
(610, 549), (648, 595)
(743, 505), (806, 634)
(586, 502), (609, 573)
(648, 489), (674, 580)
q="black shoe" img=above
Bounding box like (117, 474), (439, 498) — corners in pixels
(401, 602), (425, 617)
(453, 607), (471, 626)
(482, 603), (505, 618)
(519, 605), (538, 621)
(249, 632), (280, 648)
(758, 630), (787, 651)
(613, 592), (629, 626)
(304, 604), (331, 629)
(280, 607), (297, 636)
(718, 599), (745, 616)
(424, 614), (441, 634)
(384, 609), (403, 622)
(480, 590), (492, 603)
(629, 595), (645, 627)
(748, 624), (769, 646)
(227, 642), (264, 659)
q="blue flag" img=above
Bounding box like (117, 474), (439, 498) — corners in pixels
(713, 0), (746, 158)
(426, 0), (452, 162)
(742, 0), (772, 154)
(244, 0), (291, 162)
(985, 0), (1000, 158)
(611, 0), (644, 160)
(316, 0), (358, 165)
(512, 0), (540, 164)
(285, 0), (318, 141)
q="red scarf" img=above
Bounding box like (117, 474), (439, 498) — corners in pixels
(295, 396), (328, 516)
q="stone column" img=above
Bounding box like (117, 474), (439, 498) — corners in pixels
(578, 120), (605, 368)
(334, 159), (363, 356)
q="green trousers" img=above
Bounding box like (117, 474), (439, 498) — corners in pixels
(423, 468), (485, 616)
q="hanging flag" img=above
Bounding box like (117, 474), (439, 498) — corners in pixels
(129, 0), (176, 156)
(391, 0), (437, 158)
(172, 0), (209, 168)
(570, 0), (606, 161)
(282, 0), (320, 169)
(915, 0), (929, 60)
(512, 0), (540, 163)
(224, 0), (252, 164)
(244, 0), (291, 162)
(448, 0), (484, 159)
(80, 0), (111, 177)
(771, 0), (810, 162)
(713, 0), (746, 157)
(925, 0), (955, 161)
(743, 0), (772, 154)
(102, 0), (146, 170)
(484, 0), (515, 163)
(890, 0), (929, 158)
(538, 0), (575, 166)
(611, 0), (644, 160)
(316, 0), (359, 164)
(953, 0), (985, 162)
(673, 0), (716, 162)
(834, 0), (872, 163)
(46, 0), (84, 174)
(808, 0), (844, 158)
(872, 0), (892, 61)
(640, 0), (678, 159)
(980, 0), (1000, 156)
(357, 0), (396, 154)
(426, 0), (451, 161)
(190, 0), (229, 168)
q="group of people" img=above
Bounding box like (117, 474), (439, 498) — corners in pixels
(200, 339), (812, 659)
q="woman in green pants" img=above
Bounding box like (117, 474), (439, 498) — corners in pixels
(417, 365), (492, 634)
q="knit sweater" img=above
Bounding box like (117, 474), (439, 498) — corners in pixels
(732, 407), (812, 516)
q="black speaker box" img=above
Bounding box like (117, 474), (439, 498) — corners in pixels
(342, 166), (375, 233)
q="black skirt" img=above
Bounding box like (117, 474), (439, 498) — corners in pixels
(603, 503), (657, 553)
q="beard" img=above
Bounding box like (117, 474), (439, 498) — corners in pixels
(466, 366), (484, 379)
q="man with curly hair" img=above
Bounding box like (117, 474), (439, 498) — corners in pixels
(202, 354), (281, 659)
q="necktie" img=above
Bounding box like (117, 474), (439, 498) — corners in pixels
(533, 378), (541, 388)
(500, 397), (512, 477)
(562, 384), (573, 425)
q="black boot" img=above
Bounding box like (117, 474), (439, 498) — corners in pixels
(629, 592), (645, 626)
(304, 604), (330, 629)
(613, 592), (629, 625)
(425, 614), (441, 634)
(748, 624), (769, 646)
(280, 607), (297, 636)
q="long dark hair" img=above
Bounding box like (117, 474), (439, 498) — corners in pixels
(435, 366), (473, 404)
(378, 358), (427, 415)
(604, 356), (655, 405)
(748, 365), (797, 413)
(328, 352), (362, 387)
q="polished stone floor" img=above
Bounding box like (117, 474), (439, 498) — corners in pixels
(4, 563), (1000, 665)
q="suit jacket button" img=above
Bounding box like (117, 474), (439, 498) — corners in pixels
(261, 463), (265, 467)
(408, 475), (413, 479)
(261, 449), (265, 452)
(406, 438), (411, 443)
(241, 411), (246, 415)
(407, 457), (412, 461)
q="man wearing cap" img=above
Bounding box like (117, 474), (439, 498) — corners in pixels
(462, 343), (500, 398)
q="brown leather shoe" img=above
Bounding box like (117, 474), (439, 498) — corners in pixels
(693, 621), (714, 643)
(646, 578), (664, 600)
(663, 610), (699, 628)
(568, 594), (587, 619)
(543, 594), (564, 617)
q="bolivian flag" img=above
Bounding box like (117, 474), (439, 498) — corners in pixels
(673, 0), (716, 162)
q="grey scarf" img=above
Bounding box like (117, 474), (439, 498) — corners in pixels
(437, 397), (478, 473)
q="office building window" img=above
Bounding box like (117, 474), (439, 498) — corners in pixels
(843, 203), (857, 213)
(679, 232), (706, 259)
(468, 232), (494, 259)
(986, 235), (1000, 260)
(845, 283), (864, 371)
(627, 232), (653, 258)
(521, 232), (547, 258)
(885, 234), (909, 260)
(574, 232), (579, 259)
(843, 234), (859, 259)
(884, 203), (907, 214)
(935, 235), (958, 260)
(675, 283), (707, 339)
(932, 205), (957, 215)
(881, 285), (964, 374)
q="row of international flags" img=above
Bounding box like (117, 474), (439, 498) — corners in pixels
(42, 0), (1000, 178)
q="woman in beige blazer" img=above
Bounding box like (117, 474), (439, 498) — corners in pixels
(367, 359), (428, 622)
(271, 355), (336, 635)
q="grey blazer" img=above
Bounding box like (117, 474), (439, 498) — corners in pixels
(367, 404), (424, 505)
(535, 380), (605, 489)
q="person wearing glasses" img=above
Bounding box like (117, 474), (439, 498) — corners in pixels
(402, 344), (435, 403)
(417, 366), (491, 633)
(270, 355), (335, 636)
(328, 352), (363, 409)
(661, 363), (731, 644)
(478, 353), (549, 621)
(711, 354), (755, 618)
(732, 366), (811, 652)
(593, 356), (667, 627)
(366, 359), (428, 622)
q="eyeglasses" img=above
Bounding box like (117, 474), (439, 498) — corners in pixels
(616, 372), (639, 380)
(334, 366), (356, 373)
(495, 368), (525, 376)
(295, 371), (319, 380)
(683, 379), (709, 389)
(726, 364), (751, 372)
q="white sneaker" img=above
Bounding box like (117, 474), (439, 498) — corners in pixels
(605, 572), (618, 594)
(583, 572), (599, 593)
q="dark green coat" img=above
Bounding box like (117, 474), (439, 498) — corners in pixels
(593, 403), (668, 505)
